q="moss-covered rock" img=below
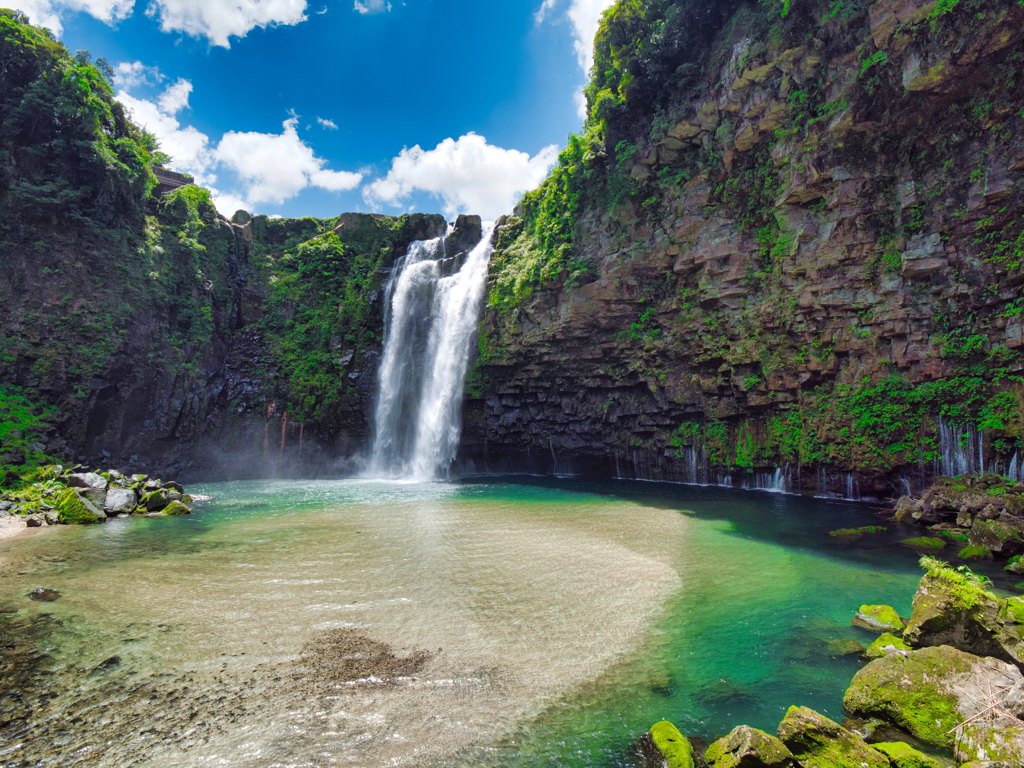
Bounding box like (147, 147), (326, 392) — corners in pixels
(827, 638), (865, 656)
(871, 741), (941, 768)
(852, 604), (905, 633)
(863, 632), (911, 659)
(843, 644), (1024, 761)
(776, 706), (888, 768)
(829, 526), (886, 537)
(55, 488), (104, 524)
(969, 519), (1024, 555)
(900, 537), (946, 549)
(903, 561), (1024, 667)
(957, 545), (994, 561)
(142, 490), (170, 512)
(161, 500), (191, 516)
(704, 725), (794, 768)
(649, 721), (693, 768)
(1007, 555), (1024, 574)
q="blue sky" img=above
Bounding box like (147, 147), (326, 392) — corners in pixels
(9, 0), (615, 219)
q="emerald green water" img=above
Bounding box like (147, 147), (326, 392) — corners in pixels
(0, 477), (1001, 767)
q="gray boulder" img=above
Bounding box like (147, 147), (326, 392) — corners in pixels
(67, 472), (107, 491)
(104, 488), (137, 514)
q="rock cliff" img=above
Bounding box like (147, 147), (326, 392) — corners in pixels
(461, 0), (1024, 497)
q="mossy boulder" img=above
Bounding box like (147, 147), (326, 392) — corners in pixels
(776, 706), (888, 768)
(900, 537), (945, 549)
(829, 526), (886, 537)
(863, 632), (911, 659)
(903, 566), (1024, 667)
(142, 490), (171, 512)
(704, 725), (794, 768)
(852, 604), (905, 632)
(1007, 555), (1024, 574)
(55, 488), (105, 524)
(843, 644), (1024, 761)
(871, 741), (941, 768)
(161, 500), (191, 516)
(648, 721), (693, 768)
(957, 545), (994, 561)
(970, 518), (1024, 555)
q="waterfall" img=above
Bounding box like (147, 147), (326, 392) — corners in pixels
(368, 223), (495, 480)
(936, 418), (983, 477)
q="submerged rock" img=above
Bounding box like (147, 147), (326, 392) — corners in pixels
(829, 525), (886, 537)
(704, 724), (794, 768)
(161, 500), (191, 516)
(902, 566), (1024, 667)
(900, 537), (946, 550)
(852, 604), (904, 633)
(28, 588), (60, 601)
(958, 545), (994, 561)
(843, 644), (1024, 762)
(863, 633), (911, 659)
(776, 706), (888, 768)
(827, 638), (865, 656)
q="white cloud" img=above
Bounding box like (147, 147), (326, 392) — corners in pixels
(145, 0), (309, 48)
(535, 0), (616, 119)
(116, 80), (217, 187)
(363, 133), (559, 220)
(317, 117), (338, 130)
(215, 116), (362, 205)
(354, 0), (389, 14)
(115, 61), (164, 89)
(117, 77), (359, 215)
(7, 0), (133, 35)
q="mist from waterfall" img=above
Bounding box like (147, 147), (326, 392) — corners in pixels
(368, 223), (495, 480)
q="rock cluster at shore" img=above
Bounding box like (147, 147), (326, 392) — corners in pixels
(894, 475), (1024, 572)
(640, 556), (1024, 768)
(0, 464), (200, 527)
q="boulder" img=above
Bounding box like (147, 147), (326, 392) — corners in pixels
(776, 706), (889, 768)
(852, 604), (905, 633)
(648, 721), (694, 768)
(55, 489), (105, 524)
(161, 500), (191, 516)
(903, 567), (1024, 667)
(163, 481), (184, 493)
(864, 633), (911, 659)
(871, 741), (941, 768)
(843, 644), (1024, 762)
(143, 490), (171, 512)
(705, 725), (794, 767)
(67, 472), (107, 491)
(970, 519), (1023, 555)
(103, 488), (137, 514)
(958, 545), (994, 561)
(1007, 556), (1024, 575)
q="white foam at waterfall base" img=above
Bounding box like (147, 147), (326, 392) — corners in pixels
(369, 223), (496, 480)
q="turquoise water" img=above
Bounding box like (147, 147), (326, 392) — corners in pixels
(0, 477), (988, 767)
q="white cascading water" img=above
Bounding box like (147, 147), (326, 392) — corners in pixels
(368, 223), (495, 480)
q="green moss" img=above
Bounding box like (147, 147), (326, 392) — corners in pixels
(649, 721), (694, 768)
(1005, 596), (1024, 624)
(863, 633), (911, 659)
(161, 500), (191, 516)
(830, 525), (887, 537)
(55, 488), (103, 524)
(854, 605), (905, 632)
(919, 556), (991, 610)
(871, 741), (941, 768)
(777, 706), (889, 768)
(901, 537), (946, 549)
(956, 545), (993, 561)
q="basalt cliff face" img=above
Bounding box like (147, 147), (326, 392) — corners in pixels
(460, 0), (1024, 497)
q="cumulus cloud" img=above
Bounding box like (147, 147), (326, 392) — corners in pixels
(215, 116), (362, 205)
(354, 0), (390, 14)
(116, 79), (217, 187)
(7, 0), (133, 35)
(145, 0), (308, 48)
(317, 117), (338, 130)
(117, 75), (359, 215)
(363, 133), (559, 220)
(114, 61), (164, 90)
(535, 0), (616, 118)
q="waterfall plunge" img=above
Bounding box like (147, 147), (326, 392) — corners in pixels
(369, 223), (495, 480)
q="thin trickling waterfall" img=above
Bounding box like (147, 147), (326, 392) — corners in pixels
(368, 223), (495, 480)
